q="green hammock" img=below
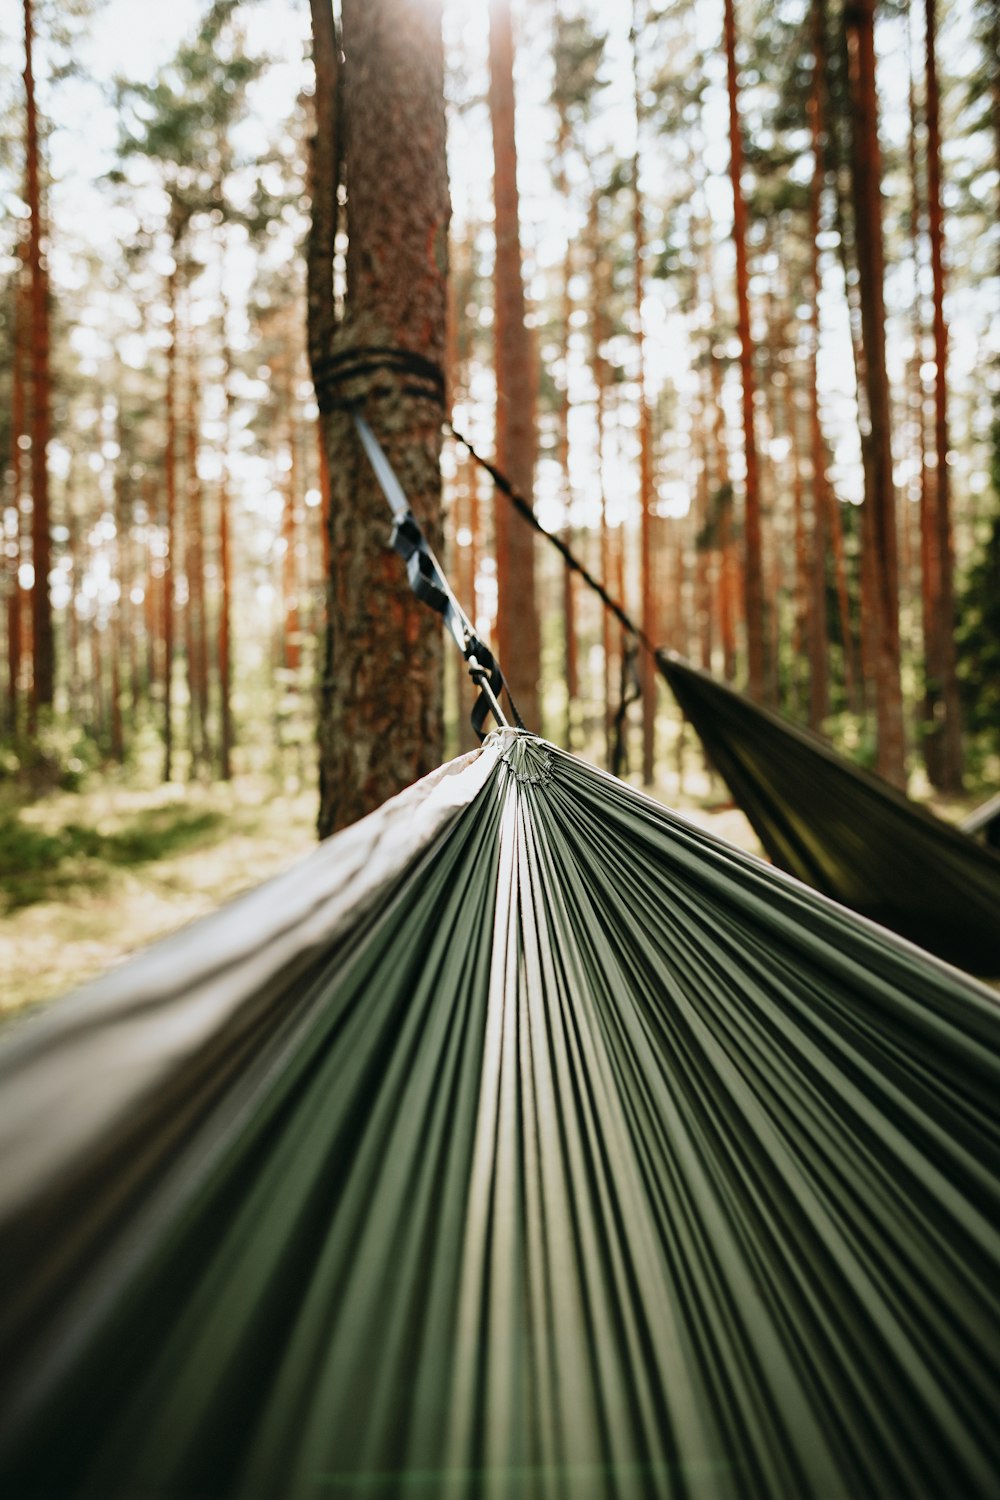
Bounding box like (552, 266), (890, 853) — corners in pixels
(964, 789), (1000, 851)
(658, 653), (1000, 975)
(1, 732), (999, 1499)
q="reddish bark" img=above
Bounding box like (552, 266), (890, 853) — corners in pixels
(312, 0), (449, 834)
(488, 0), (541, 733)
(844, 0), (905, 785)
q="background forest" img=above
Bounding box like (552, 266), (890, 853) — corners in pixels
(1, 0), (998, 1002)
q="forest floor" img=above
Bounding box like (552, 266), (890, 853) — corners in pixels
(0, 747), (985, 1023)
(0, 773), (317, 1022)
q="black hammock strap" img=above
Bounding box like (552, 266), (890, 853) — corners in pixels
(353, 411), (519, 740)
(447, 420), (658, 659)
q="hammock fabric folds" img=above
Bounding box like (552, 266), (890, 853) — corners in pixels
(964, 789), (1000, 851)
(1, 732), (999, 1499)
(658, 653), (1000, 974)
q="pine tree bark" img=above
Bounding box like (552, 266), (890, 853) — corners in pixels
(310, 0), (449, 836)
(724, 0), (765, 701)
(23, 0), (53, 715)
(488, 0), (541, 734)
(844, 0), (905, 786)
(923, 0), (962, 790)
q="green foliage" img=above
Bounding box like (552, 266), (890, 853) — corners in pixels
(551, 13), (607, 125)
(0, 802), (225, 912)
(115, 0), (265, 233)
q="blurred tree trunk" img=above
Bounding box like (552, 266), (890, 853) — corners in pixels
(184, 324), (209, 770)
(7, 245), (27, 740)
(309, 0), (449, 836)
(724, 0), (765, 702)
(906, 24), (939, 780)
(783, 354), (809, 718)
(708, 332), (738, 683)
(806, 0), (831, 728)
(632, 1), (657, 784)
(110, 407), (125, 762)
(66, 492), (81, 713)
(693, 375), (713, 673)
(142, 473), (157, 708)
(445, 241), (481, 754)
(282, 405), (301, 675)
(163, 229), (180, 781)
(554, 105), (577, 749)
(844, 0), (905, 786)
(923, 0), (963, 791)
(23, 0), (54, 720)
(488, 0), (541, 734)
(218, 289), (234, 780)
(587, 189), (616, 767)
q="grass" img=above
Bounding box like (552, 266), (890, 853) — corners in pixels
(0, 773), (318, 1017)
(0, 805), (226, 912)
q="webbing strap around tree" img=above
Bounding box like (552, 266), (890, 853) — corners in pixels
(353, 411), (517, 740)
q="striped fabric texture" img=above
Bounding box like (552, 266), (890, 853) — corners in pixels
(1, 731), (998, 1498)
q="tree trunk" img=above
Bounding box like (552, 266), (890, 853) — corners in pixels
(708, 331), (738, 683)
(23, 0), (53, 716)
(724, 0), (765, 700)
(218, 282), (234, 779)
(6, 245), (27, 740)
(163, 243), (179, 781)
(185, 326), (209, 769)
(110, 408), (125, 762)
(844, 0), (905, 786)
(555, 111), (577, 750)
(632, 2), (657, 784)
(310, 0), (449, 836)
(907, 21), (940, 781)
(488, 0), (541, 734)
(923, 0), (962, 790)
(282, 409), (301, 675)
(807, 0), (831, 728)
(694, 373), (713, 673)
(587, 190), (616, 767)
